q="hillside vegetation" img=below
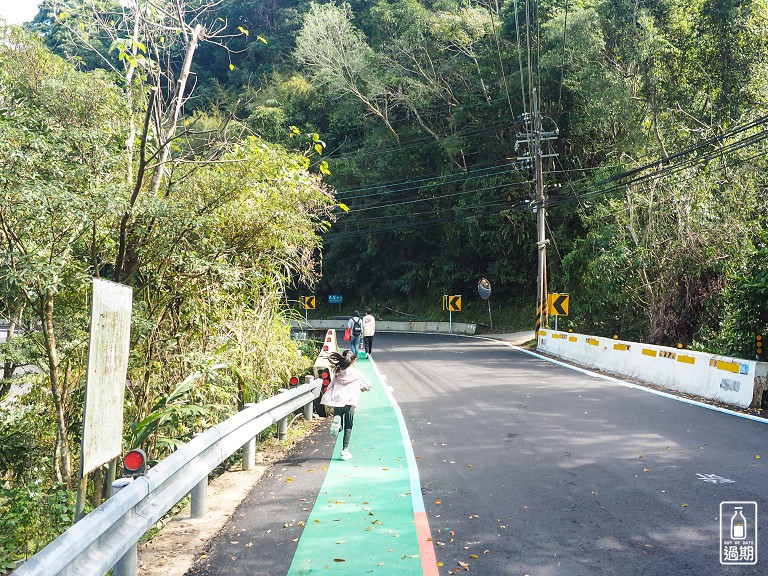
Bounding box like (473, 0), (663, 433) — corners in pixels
(0, 0), (767, 570)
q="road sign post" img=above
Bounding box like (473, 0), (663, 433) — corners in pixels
(443, 294), (462, 334)
(547, 293), (570, 330)
(328, 294), (343, 313)
(301, 295), (316, 322)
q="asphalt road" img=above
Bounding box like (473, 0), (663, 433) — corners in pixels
(190, 332), (767, 575)
(373, 332), (767, 575)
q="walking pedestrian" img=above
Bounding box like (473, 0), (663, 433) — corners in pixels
(347, 310), (363, 355)
(363, 309), (376, 357)
(321, 350), (371, 460)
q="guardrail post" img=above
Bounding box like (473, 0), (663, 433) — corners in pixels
(112, 478), (137, 576)
(303, 375), (314, 421)
(242, 403), (257, 470)
(277, 389), (288, 439)
(242, 438), (256, 470)
(191, 476), (208, 519)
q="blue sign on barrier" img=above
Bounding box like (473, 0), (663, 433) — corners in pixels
(328, 294), (343, 304)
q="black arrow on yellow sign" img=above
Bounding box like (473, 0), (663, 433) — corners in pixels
(448, 295), (462, 312)
(547, 293), (569, 316)
(301, 296), (316, 310)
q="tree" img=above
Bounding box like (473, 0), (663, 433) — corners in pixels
(294, 2), (400, 141)
(0, 26), (128, 485)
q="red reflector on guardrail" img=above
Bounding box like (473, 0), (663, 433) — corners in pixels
(123, 449), (147, 477)
(319, 367), (331, 392)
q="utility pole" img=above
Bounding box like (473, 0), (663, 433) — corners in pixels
(533, 88), (548, 332)
(516, 88), (558, 332)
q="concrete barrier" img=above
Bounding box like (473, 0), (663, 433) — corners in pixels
(537, 330), (768, 409)
(292, 319), (477, 335)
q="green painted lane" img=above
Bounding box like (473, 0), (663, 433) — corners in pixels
(287, 358), (424, 575)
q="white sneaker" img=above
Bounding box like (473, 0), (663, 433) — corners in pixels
(329, 415), (341, 437)
(340, 449), (352, 460)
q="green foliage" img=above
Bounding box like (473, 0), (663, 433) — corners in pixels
(3, 0), (768, 562)
(0, 483), (75, 569)
(0, 12), (335, 558)
(702, 234), (768, 356)
(127, 372), (214, 453)
(0, 386), (71, 570)
(0, 389), (54, 485)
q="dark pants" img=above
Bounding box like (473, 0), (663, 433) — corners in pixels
(363, 335), (374, 354)
(333, 405), (355, 449)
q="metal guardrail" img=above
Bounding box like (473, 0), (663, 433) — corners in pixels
(13, 381), (320, 576)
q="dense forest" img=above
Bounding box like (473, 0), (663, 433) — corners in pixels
(0, 0), (767, 570)
(185, 0), (767, 354)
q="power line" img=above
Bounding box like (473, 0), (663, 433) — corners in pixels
(329, 116), (511, 160)
(489, 0), (515, 120)
(324, 200), (529, 241)
(350, 178), (532, 212)
(336, 158), (521, 195)
(557, 0), (569, 116)
(323, 117), (768, 238)
(339, 162), (529, 201)
(547, 119), (768, 208)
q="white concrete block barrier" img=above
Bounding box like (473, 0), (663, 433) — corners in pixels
(291, 319), (477, 335)
(537, 330), (768, 409)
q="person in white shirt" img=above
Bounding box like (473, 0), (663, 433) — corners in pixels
(362, 309), (376, 357)
(320, 350), (371, 460)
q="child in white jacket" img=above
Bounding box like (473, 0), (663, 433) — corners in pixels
(320, 350), (371, 460)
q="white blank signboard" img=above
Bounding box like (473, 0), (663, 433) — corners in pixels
(80, 278), (133, 476)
